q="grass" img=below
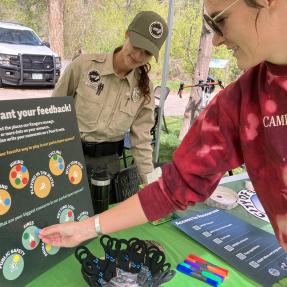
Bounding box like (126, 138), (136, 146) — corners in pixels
(120, 116), (181, 168)
(122, 116), (245, 176)
(157, 116), (182, 163)
(153, 80), (181, 91)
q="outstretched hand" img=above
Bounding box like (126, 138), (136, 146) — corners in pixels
(39, 217), (96, 248)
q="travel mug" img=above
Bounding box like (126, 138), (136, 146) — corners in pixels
(90, 170), (111, 214)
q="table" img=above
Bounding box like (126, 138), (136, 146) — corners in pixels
(27, 173), (287, 287)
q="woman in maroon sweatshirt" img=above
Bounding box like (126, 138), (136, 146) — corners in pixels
(40, 0), (287, 252)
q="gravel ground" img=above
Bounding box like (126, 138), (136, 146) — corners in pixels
(0, 59), (191, 116)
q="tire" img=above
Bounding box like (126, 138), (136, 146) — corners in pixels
(0, 77), (3, 88)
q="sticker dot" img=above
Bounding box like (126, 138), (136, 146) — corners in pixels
(23, 233), (29, 240)
(15, 178), (21, 185)
(13, 255), (20, 263)
(4, 198), (10, 206)
(11, 171), (17, 178)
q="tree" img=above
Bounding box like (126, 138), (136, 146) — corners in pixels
(47, 0), (64, 58)
(179, 4), (213, 140)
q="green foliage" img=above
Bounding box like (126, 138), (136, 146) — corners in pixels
(0, 0), (47, 39)
(210, 46), (242, 84)
(64, 0), (168, 59)
(0, 0), (243, 83)
(170, 1), (202, 76)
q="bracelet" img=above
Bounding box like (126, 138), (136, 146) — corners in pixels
(94, 214), (103, 236)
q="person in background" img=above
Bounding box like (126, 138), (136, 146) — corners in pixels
(40, 0), (287, 253)
(52, 11), (168, 198)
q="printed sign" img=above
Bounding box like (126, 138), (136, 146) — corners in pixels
(0, 97), (93, 287)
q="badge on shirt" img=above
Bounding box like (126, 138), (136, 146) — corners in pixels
(131, 87), (141, 103)
(86, 70), (104, 95)
(88, 70), (101, 84)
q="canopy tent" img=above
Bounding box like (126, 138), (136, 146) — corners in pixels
(154, 3), (232, 161)
(154, 0), (174, 162)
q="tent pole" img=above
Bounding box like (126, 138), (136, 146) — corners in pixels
(154, 0), (174, 162)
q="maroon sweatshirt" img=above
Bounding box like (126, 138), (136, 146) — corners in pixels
(139, 61), (287, 244)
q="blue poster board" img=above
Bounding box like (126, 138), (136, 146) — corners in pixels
(172, 208), (287, 287)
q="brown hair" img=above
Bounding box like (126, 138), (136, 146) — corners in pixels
(114, 46), (151, 104)
(137, 63), (151, 104)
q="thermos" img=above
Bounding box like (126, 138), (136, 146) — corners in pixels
(90, 170), (111, 214)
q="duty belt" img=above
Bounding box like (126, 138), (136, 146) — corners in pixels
(81, 140), (124, 157)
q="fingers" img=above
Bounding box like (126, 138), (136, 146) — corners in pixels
(40, 233), (62, 246)
(38, 223), (80, 248)
(38, 224), (65, 246)
(39, 226), (61, 244)
(39, 223), (63, 236)
(40, 233), (80, 248)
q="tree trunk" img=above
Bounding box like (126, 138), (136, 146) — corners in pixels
(47, 0), (64, 58)
(179, 5), (213, 141)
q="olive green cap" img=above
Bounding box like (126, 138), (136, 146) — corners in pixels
(127, 11), (168, 61)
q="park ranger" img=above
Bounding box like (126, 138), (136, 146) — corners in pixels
(52, 11), (168, 199)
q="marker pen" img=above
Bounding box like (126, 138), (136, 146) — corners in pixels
(187, 254), (229, 277)
(176, 263), (219, 287)
(184, 259), (224, 282)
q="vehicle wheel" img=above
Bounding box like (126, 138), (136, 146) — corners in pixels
(0, 77), (3, 88)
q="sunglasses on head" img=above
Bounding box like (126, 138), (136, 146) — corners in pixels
(203, 0), (241, 36)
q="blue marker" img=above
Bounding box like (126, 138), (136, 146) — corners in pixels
(176, 263), (219, 287)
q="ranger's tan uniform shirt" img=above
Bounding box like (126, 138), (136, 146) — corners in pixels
(52, 52), (155, 182)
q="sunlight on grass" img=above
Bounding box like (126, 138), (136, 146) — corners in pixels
(153, 80), (181, 91)
(158, 116), (182, 162)
(158, 116), (245, 175)
(122, 116), (245, 176)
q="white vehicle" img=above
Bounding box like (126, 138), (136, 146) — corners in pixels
(0, 21), (61, 87)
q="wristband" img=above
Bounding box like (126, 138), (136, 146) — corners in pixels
(94, 214), (103, 236)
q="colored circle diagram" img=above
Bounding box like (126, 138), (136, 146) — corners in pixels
(44, 243), (60, 255)
(0, 189), (11, 215)
(68, 164), (82, 185)
(9, 164), (29, 189)
(49, 154), (65, 176)
(33, 175), (52, 198)
(59, 208), (75, 223)
(22, 226), (40, 250)
(2, 253), (24, 281)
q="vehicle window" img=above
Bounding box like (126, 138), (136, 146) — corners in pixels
(0, 27), (42, 45)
